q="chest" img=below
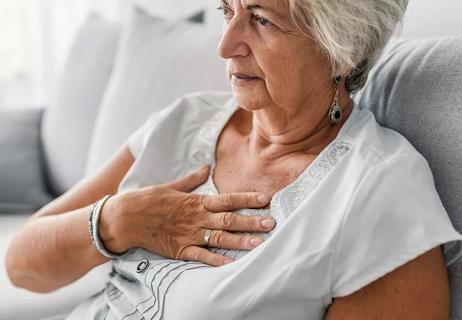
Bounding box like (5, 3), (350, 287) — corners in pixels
(212, 126), (317, 200)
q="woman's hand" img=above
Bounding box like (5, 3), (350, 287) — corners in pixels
(99, 165), (275, 267)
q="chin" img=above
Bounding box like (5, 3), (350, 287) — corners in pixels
(231, 86), (268, 111)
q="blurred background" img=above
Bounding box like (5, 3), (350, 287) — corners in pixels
(0, 0), (461, 111)
(0, 0), (129, 110)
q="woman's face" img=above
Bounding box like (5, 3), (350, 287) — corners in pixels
(217, 0), (332, 113)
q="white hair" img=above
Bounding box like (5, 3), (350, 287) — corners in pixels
(287, 0), (409, 93)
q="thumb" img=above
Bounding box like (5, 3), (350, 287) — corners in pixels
(168, 165), (210, 192)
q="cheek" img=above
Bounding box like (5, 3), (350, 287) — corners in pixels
(258, 50), (331, 107)
(264, 45), (330, 87)
(259, 49), (305, 93)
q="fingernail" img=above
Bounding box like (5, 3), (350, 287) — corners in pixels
(257, 194), (269, 204)
(224, 259), (233, 264)
(250, 237), (263, 246)
(261, 218), (274, 229)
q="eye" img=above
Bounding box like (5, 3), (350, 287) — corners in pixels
(216, 5), (232, 17)
(253, 14), (274, 28)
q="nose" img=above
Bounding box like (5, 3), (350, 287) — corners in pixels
(217, 19), (251, 59)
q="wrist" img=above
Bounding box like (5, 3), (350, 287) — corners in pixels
(98, 194), (132, 254)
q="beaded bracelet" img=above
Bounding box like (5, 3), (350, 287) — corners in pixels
(88, 195), (125, 259)
(87, 200), (98, 250)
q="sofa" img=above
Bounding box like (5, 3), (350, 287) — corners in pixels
(0, 1), (461, 319)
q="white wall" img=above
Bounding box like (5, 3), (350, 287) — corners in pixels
(0, 0), (127, 109)
(401, 0), (462, 38)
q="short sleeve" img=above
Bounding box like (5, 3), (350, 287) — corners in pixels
(126, 106), (172, 159)
(331, 152), (462, 297)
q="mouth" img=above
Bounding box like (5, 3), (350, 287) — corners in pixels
(231, 73), (260, 86)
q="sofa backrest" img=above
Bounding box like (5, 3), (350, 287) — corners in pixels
(355, 36), (462, 320)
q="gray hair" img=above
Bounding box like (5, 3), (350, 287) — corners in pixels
(287, 0), (409, 93)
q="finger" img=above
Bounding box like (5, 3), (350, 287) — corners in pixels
(206, 212), (276, 232)
(206, 229), (265, 250)
(203, 192), (270, 212)
(167, 165), (210, 192)
(179, 246), (233, 267)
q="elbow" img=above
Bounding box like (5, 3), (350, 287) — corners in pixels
(5, 242), (22, 287)
(6, 269), (59, 294)
(5, 244), (58, 294)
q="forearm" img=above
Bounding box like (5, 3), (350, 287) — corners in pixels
(5, 205), (109, 293)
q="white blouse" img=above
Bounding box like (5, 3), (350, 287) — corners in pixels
(66, 91), (462, 320)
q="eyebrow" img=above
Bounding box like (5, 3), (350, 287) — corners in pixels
(242, 2), (285, 19)
(244, 4), (265, 10)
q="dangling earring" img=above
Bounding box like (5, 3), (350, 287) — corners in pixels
(328, 75), (343, 124)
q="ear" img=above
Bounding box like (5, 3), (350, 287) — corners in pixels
(345, 59), (369, 93)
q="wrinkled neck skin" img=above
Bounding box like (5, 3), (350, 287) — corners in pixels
(235, 84), (353, 168)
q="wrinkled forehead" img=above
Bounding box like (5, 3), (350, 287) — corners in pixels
(223, 0), (292, 22)
(226, 0), (290, 14)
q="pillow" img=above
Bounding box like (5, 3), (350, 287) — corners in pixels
(41, 14), (122, 196)
(354, 36), (462, 320)
(0, 108), (53, 213)
(84, 7), (230, 176)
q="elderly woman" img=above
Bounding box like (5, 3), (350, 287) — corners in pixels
(6, 0), (462, 319)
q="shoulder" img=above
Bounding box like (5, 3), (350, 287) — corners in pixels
(144, 91), (234, 128)
(329, 105), (462, 299)
(173, 91), (235, 111)
(184, 91), (236, 108)
(342, 105), (428, 172)
(127, 91), (234, 159)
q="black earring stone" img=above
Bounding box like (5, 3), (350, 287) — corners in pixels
(334, 75), (342, 85)
(334, 109), (342, 121)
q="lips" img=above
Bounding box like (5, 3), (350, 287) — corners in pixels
(231, 72), (260, 86)
(232, 72), (259, 79)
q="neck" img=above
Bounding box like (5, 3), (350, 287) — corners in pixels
(242, 90), (353, 163)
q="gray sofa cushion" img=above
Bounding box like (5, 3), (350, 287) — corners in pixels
(355, 36), (462, 319)
(0, 108), (53, 214)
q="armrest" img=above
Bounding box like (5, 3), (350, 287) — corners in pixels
(0, 107), (53, 214)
